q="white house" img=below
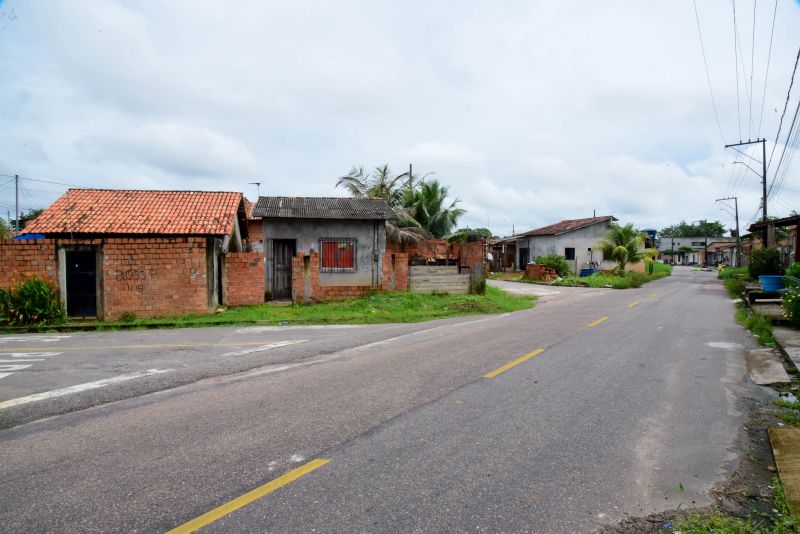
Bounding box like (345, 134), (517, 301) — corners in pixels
(514, 216), (618, 274)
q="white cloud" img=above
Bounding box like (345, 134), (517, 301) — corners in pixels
(0, 0), (798, 235)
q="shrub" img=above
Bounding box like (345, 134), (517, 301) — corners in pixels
(784, 287), (800, 327)
(625, 271), (647, 288)
(718, 267), (748, 280)
(644, 257), (654, 275)
(535, 254), (571, 277)
(748, 247), (784, 278)
(785, 262), (800, 288)
(0, 277), (65, 326)
(724, 278), (746, 298)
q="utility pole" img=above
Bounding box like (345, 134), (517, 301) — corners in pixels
(408, 163), (413, 193)
(716, 196), (741, 267)
(724, 139), (767, 245)
(14, 174), (19, 233)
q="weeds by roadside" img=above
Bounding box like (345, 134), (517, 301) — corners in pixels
(735, 307), (776, 347)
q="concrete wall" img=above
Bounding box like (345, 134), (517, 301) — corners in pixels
(516, 221), (615, 274)
(263, 218), (386, 292)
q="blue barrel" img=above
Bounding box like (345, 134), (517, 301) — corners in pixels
(759, 275), (785, 292)
(579, 268), (596, 278)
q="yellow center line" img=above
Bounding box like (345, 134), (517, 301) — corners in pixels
(0, 340), (296, 352)
(587, 316), (609, 327)
(627, 301), (640, 308)
(484, 349), (545, 378)
(647, 293), (659, 298)
(167, 458), (330, 534)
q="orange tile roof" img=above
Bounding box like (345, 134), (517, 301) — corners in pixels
(25, 189), (243, 236)
(522, 216), (617, 237)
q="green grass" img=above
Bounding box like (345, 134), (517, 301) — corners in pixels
(553, 267), (670, 289)
(735, 307), (776, 347)
(774, 398), (800, 426)
(44, 287), (536, 331)
(675, 478), (798, 533)
(719, 267), (749, 280)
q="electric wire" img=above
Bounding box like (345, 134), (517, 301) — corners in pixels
(693, 0), (727, 144)
(733, 0), (743, 141)
(749, 0), (757, 138)
(757, 0), (778, 137)
(767, 45), (800, 171)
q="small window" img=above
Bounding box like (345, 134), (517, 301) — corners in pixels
(320, 238), (357, 272)
(564, 247), (575, 260)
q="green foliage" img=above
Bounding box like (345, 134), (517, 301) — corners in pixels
(553, 268), (669, 289)
(785, 262), (800, 281)
(0, 218), (11, 240)
(0, 277), (65, 326)
(660, 219), (726, 238)
(677, 245), (694, 253)
(783, 286), (800, 327)
(735, 308), (775, 347)
(404, 180), (465, 239)
(449, 227), (493, 243)
(644, 257), (654, 275)
(748, 247), (784, 278)
(535, 254), (571, 277)
(718, 267), (749, 280)
(652, 262), (672, 276)
(600, 222), (646, 273)
(336, 165), (431, 243)
(724, 278), (747, 298)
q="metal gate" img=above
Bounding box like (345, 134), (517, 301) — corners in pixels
(272, 240), (295, 299)
(66, 249), (97, 317)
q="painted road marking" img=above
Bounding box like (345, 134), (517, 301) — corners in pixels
(627, 301), (640, 308)
(0, 340), (308, 352)
(587, 316), (609, 327)
(167, 459), (331, 534)
(484, 349), (545, 378)
(0, 352), (63, 381)
(222, 340), (306, 357)
(0, 335), (71, 344)
(648, 293), (659, 298)
(0, 369), (173, 410)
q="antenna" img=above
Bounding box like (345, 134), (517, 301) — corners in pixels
(248, 182), (262, 197)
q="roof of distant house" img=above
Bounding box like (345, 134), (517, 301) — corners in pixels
(520, 216), (617, 237)
(253, 196), (398, 220)
(24, 189), (244, 236)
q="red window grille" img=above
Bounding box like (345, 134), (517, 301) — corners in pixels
(320, 238), (357, 272)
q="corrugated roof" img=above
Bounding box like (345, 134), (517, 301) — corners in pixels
(253, 197), (398, 220)
(521, 216), (617, 237)
(24, 189), (243, 236)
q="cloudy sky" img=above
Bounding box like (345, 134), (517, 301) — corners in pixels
(1, 1), (799, 236)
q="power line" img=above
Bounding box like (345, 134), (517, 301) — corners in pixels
(749, 0), (757, 138)
(732, 0), (743, 141)
(767, 45), (800, 171)
(757, 0), (778, 137)
(693, 0), (727, 144)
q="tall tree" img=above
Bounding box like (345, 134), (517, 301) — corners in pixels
(404, 180), (465, 239)
(600, 222), (646, 273)
(449, 227), (493, 243)
(336, 164), (430, 243)
(659, 220), (726, 238)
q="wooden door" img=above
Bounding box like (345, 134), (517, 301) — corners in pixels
(66, 250), (97, 317)
(272, 240), (295, 299)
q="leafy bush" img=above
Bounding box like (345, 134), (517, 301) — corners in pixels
(0, 277), (65, 326)
(535, 254), (571, 277)
(786, 262), (800, 278)
(735, 308), (775, 347)
(644, 257), (654, 275)
(724, 278), (746, 298)
(748, 247), (784, 278)
(718, 267), (748, 280)
(784, 287), (800, 327)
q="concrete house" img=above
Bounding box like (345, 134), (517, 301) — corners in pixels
(656, 236), (737, 265)
(252, 196), (398, 301)
(513, 216), (618, 274)
(4, 189), (254, 320)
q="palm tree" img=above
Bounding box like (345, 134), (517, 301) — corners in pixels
(600, 223), (646, 273)
(404, 180), (465, 239)
(336, 165), (431, 243)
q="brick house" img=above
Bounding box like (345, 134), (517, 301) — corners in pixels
(251, 196), (407, 302)
(3, 189), (263, 320)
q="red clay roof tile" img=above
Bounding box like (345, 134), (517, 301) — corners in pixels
(24, 189), (243, 236)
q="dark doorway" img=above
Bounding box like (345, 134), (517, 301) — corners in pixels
(66, 250), (97, 317)
(272, 239), (296, 299)
(519, 248), (529, 271)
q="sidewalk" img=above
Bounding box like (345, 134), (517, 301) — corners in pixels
(774, 326), (800, 371)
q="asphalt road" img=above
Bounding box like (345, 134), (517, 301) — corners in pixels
(0, 267), (764, 532)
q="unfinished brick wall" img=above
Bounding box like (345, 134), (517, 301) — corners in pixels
(224, 252), (265, 306)
(0, 239), (58, 288)
(525, 264), (558, 281)
(246, 220), (264, 253)
(101, 237), (210, 320)
(318, 286), (373, 300)
(292, 252), (320, 303)
(381, 252), (409, 291)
